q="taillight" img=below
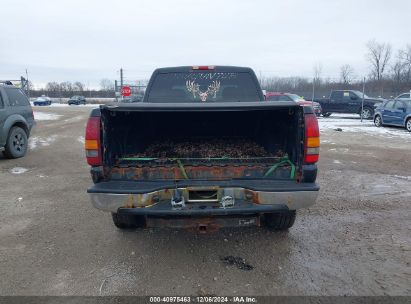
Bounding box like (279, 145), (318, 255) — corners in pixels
(304, 114), (320, 164)
(192, 66), (215, 70)
(85, 116), (102, 166)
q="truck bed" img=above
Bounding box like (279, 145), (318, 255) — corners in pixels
(100, 101), (304, 181)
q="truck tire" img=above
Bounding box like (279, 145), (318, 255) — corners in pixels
(111, 213), (145, 229)
(360, 107), (373, 120)
(322, 112), (331, 117)
(263, 211), (296, 230)
(4, 126), (28, 159)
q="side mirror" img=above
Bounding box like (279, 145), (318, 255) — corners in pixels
(350, 95), (358, 100)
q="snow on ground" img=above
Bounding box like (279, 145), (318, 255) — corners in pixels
(30, 102), (101, 108)
(9, 167), (28, 174)
(77, 136), (85, 144)
(64, 116), (85, 123)
(33, 112), (62, 121)
(29, 135), (58, 149)
(50, 103), (102, 108)
(391, 175), (411, 181)
(318, 115), (411, 139)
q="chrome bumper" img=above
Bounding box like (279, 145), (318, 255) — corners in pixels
(89, 186), (318, 213)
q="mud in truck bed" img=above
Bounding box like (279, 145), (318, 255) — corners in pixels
(86, 66), (320, 232)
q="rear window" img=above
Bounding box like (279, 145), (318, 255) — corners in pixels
(5, 88), (29, 106)
(267, 95), (280, 101)
(397, 100), (411, 107)
(398, 93), (410, 99)
(285, 94), (301, 101)
(331, 91), (343, 100)
(146, 72), (261, 102)
(267, 95), (292, 102)
(385, 100), (395, 108)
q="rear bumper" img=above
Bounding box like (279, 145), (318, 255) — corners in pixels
(88, 180), (319, 213)
(117, 200), (288, 216)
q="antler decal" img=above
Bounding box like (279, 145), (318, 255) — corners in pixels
(185, 80), (221, 101)
(186, 80), (200, 98)
(207, 80), (220, 98)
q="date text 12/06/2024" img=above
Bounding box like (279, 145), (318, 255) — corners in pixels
(149, 296), (257, 303)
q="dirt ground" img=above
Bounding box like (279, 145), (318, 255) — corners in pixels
(0, 106), (410, 296)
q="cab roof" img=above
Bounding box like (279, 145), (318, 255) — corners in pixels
(153, 66), (254, 73)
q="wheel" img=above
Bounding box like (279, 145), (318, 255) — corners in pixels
(4, 127), (28, 159)
(374, 115), (382, 127)
(360, 107), (373, 119)
(111, 213), (146, 229)
(263, 211), (296, 230)
(406, 118), (411, 132)
(322, 112), (331, 117)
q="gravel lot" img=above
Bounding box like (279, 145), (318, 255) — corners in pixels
(0, 106), (410, 296)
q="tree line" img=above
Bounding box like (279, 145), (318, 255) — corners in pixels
(30, 78), (116, 98)
(260, 40), (411, 99)
(28, 40), (411, 99)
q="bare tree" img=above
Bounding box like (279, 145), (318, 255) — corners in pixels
(340, 64), (355, 84)
(100, 78), (114, 91)
(399, 44), (411, 82)
(46, 82), (60, 92)
(391, 60), (405, 94)
(366, 39), (392, 80)
(73, 81), (85, 92)
(313, 62), (323, 86)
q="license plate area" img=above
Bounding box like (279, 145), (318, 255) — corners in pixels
(187, 189), (219, 203)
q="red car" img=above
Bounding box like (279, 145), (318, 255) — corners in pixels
(265, 92), (322, 116)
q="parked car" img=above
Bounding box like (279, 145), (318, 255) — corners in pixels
(86, 66), (320, 232)
(68, 96), (86, 105)
(33, 96), (52, 106)
(374, 99), (411, 132)
(121, 95), (143, 103)
(307, 90), (384, 119)
(0, 83), (35, 158)
(394, 92), (410, 100)
(266, 92), (322, 116)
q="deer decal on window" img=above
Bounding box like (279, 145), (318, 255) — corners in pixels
(186, 80), (221, 101)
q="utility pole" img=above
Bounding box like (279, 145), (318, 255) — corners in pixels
(120, 68), (124, 101)
(120, 68), (124, 100)
(311, 77), (315, 107)
(120, 68), (123, 89)
(361, 77), (365, 123)
(25, 69), (30, 99)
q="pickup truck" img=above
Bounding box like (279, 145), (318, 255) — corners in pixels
(308, 90), (384, 119)
(85, 66), (320, 232)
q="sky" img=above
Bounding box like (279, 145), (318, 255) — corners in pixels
(1, 0), (410, 89)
